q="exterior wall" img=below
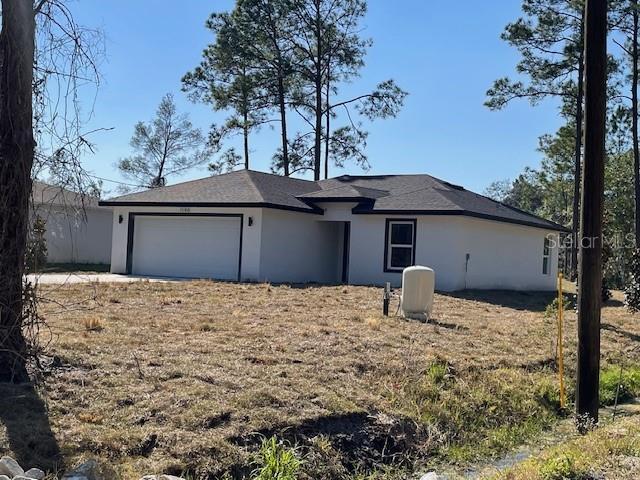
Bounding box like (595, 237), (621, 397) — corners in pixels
(107, 203), (559, 291)
(259, 208), (340, 283)
(346, 214), (469, 291)
(109, 205), (263, 280)
(35, 204), (113, 264)
(315, 205), (559, 292)
(460, 217), (558, 290)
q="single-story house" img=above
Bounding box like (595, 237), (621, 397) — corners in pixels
(32, 181), (113, 265)
(99, 170), (567, 291)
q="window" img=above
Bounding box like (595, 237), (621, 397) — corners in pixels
(542, 236), (551, 275)
(384, 219), (416, 272)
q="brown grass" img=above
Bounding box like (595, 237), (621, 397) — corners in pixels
(1, 281), (639, 479)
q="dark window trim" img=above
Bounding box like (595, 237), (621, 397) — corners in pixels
(125, 212), (244, 282)
(542, 236), (551, 275)
(383, 218), (417, 273)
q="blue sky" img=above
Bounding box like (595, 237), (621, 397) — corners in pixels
(71, 0), (563, 195)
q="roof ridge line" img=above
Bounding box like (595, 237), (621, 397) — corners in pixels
(243, 170), (267, 202)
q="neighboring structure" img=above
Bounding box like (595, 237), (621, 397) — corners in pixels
(100, 170), (567, 291)
(32, 181), (113, 264)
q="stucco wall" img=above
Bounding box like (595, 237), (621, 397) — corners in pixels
(339, 212), (558, 291)
(259, 208), (340, 283)
(107, 204), (559, 291)
(345, 214), (469, 291)
(460, 217), (558, 290)
(35, 205), (113, 264)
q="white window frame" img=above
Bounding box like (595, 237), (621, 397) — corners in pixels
(385, 219), (416, 272)
(542, 236), (551, 275)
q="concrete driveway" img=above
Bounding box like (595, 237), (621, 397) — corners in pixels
(27, 273), (182, 285)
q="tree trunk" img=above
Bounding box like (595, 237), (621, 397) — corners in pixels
(324, 60), (330, 180)
(243, 109), (250, 170)
(572, 44), (585, 280)
(278, 74), (289, 176)
(0, 0), (36, 383)
(313, 0), (322, 181)
(633, 0), (640, 248)
(576, 0), (606, 426)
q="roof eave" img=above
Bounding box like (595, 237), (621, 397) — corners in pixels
(97, 200), (324, 215)
(351, 207), (569, 232)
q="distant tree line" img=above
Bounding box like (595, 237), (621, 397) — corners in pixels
(484, 0), (640, 294)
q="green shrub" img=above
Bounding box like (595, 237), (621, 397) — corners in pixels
(539, 453), (588, 480)
(425, 360), (450, 385)
(599, 365), (640, 406)
(253, 436), (301, 480)
(544, 295), (573, 318)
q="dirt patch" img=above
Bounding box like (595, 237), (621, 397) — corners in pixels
(230, 411), (424, 473)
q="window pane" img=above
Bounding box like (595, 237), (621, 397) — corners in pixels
(391, 246), (412, 268)
(391, 223), (413, 245)
(543, 257), (549, 275)
(543, 237), (550, 255)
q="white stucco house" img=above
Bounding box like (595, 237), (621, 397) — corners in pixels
(99, 170), (566, 291)
(33, 181), (113, 265)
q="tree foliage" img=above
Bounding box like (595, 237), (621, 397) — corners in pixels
(485, 0), (584, 114)
(117, 94), (208, 190)
(487, 0), (585, 278)
(625, 248), (640, 311)
(185, 0), (407, 180)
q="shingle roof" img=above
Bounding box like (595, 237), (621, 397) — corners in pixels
(298, 184), (389, 200)
(100, 170), (320, 213)
(100, 170), (567, 231)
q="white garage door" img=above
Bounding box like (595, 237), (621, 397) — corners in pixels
(130, 215), (241, 280)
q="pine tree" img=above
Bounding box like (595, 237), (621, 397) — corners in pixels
(287, 0), (407, 179)
(182, 11), (270, 171)
(611, 0), (640, 247)
(117, 94), (208, 190)
(486, 0), (584, 278)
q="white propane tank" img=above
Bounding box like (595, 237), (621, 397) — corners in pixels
(401, 266), (435, 321)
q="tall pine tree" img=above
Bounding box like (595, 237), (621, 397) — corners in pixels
(486, 0), (584, 278)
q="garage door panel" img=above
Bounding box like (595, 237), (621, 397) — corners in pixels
(131, 215), (241, 280)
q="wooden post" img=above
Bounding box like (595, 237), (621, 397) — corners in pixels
(576, 0), (607, 425)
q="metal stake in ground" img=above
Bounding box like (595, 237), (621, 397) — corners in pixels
(576, 0), (607, 426)
(557, 272), (566, 410)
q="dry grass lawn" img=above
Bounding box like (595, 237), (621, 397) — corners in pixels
(1, 281), (640, 479)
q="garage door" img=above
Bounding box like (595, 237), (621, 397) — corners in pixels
(129, 215), (242, 280)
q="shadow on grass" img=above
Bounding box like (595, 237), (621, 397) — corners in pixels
(0, 382), (61, 472)
(602, 323), (640, 343)
(441, 289), (557, 312)
(603, 298), (625, 308)
(427, 318), (469, 331)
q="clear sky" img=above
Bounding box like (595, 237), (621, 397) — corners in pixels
(70, 0), (564, 196)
